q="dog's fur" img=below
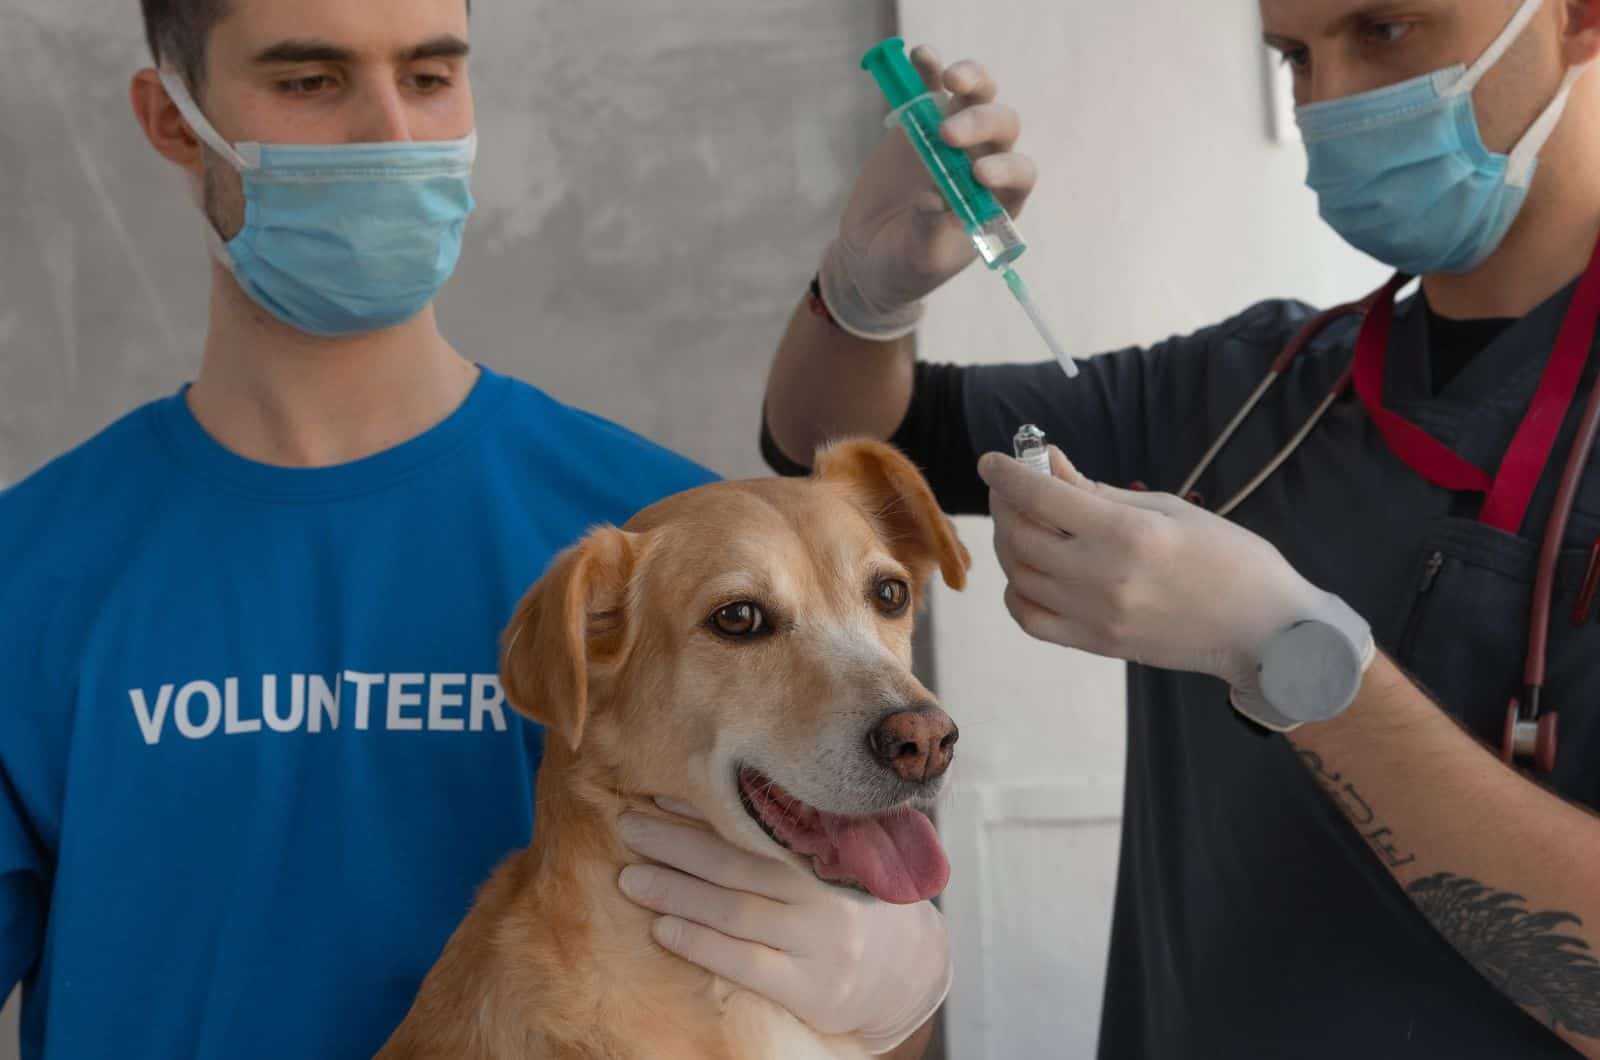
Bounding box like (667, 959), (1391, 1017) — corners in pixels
(376, 440), (969, 1060)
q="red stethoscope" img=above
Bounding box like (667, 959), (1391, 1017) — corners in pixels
(1170, 234), (1600, 773)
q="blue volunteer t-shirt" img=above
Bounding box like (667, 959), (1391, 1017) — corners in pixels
(0, 365), (717, 1059)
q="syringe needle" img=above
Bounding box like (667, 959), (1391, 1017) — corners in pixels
(1004, 268), (1079, 380)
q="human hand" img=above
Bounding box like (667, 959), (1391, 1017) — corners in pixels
(978, 447), (1356, 727)
(617, 805), (951, 1053)
(818, 45), (1037, 339)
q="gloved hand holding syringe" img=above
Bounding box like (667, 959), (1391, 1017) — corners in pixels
(859, 38), (1077, 380)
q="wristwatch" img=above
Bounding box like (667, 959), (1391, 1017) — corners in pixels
(1232, 596), (1376, 733)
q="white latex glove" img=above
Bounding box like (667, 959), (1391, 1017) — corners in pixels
(616, 803), (951, 1054)
(819, 45), (1038, 340)
(977, 446), (1359, 722)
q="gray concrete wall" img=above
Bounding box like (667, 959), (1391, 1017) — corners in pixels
(0, 0), (893, 1053)
(0, 0), (892, 483)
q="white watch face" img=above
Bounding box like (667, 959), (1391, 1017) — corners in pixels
(1259, 620), (1363, 724)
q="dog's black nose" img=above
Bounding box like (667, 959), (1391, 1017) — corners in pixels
(868, 706), (958, 783)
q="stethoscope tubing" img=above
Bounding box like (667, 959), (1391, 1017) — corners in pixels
(1180, 279), (1597, 764)
(1176, 301), (1369, 513)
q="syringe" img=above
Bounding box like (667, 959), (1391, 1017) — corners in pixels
(861, 38), (1078, 380)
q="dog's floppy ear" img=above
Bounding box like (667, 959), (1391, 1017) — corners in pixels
(814, 439), (971, 591)
(500, 527), (637, 752)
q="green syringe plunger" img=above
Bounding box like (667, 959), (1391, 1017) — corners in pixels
(861, 38), (1025, 269)
(861, 37), (1077, 379)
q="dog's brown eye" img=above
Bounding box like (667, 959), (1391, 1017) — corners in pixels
(711, 602), (766, 638)
(873, 578), (911, 616)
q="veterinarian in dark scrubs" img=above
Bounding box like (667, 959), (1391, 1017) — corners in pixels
(743, 1), (1600, 1056)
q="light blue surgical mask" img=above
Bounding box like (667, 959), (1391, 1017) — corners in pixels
(159, 70), (477, 337)
(1295, 0), (1589, 276)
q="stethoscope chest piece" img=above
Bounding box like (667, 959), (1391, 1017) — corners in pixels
(1503, 697), (1559, 773)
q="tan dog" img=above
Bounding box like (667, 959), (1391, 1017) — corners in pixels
(377, 439), (970, 1060)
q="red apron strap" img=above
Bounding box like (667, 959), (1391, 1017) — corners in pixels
(1479, 235), (1600, 533)
(1349, 238), (1600, 536)
(1352, 274), (1493, 496)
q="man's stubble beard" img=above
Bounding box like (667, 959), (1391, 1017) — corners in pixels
(202, 145), (246, 242)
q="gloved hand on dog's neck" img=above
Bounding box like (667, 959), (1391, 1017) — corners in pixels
(617, 798), (952, 1055)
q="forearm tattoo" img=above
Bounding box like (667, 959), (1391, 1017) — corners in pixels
(1294, 747), (1416, 868)
(1293, 745), (1600, 1039)
(1408, 874), (1600, 1038)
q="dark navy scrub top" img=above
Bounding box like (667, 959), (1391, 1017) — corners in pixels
(764, 280), (1600, 1057)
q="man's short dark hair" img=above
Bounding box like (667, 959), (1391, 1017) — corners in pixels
(140, 0), (229, 91)
(140, 0), (472, 93)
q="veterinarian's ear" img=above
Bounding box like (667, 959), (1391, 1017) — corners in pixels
(815, 439), (971, 591)
(500, 527), (637, 752)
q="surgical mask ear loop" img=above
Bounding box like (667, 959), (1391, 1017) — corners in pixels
(1441, 0), (1591, 186)
(1449, 0), (1544, 96)
(1505, 62), (1593, 186)
(156, 68), (257, 171)
(157, 68), (254, 265)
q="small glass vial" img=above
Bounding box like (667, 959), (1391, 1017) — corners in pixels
(1013, 424), (1052, 476)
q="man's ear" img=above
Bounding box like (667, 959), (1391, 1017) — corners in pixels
(1564, 0), (1600, 65)
(499, 527), (637, 752)
(130, 68), (203, 175)
(814, 439), (971, 592)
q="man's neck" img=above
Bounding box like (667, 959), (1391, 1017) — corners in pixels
(1423, 198), (1600, 322)
(186, 266), (479, 468)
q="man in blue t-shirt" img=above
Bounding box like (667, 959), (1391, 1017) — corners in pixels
(0, 2), (1036, 1057)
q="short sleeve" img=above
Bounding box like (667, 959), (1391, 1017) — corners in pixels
(0, 766), (46, 994)
(760, 300), (1319, 517)
(0, 608), (49, 996)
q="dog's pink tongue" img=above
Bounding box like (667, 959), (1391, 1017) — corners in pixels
(816, 807), (949, 905)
